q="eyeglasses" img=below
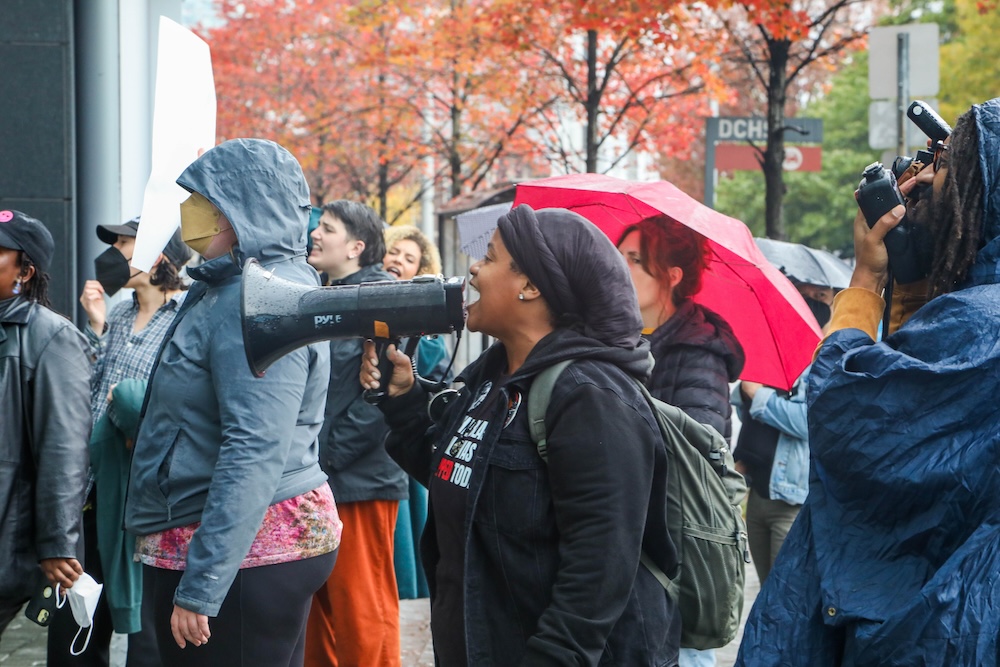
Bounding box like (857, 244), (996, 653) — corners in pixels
(933, 142), (950, 172)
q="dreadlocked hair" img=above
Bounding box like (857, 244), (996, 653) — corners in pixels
(927, 108), (985, 298)
(149, 257), (188, 292)
(17, 252), (51, 308)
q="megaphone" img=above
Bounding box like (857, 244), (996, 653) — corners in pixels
(241, 259), (466, 393)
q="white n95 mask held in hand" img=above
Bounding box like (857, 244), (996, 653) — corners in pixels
(56, 573), (104, 655)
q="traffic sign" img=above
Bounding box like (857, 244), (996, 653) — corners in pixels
(868, 98), (940, 149)
(869, 24), (940, 99)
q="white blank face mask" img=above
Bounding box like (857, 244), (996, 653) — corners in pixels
(56, 574), (104, 655)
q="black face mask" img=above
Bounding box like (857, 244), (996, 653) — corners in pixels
(94, 247), (133, 296)
(803, 295), (831, 329)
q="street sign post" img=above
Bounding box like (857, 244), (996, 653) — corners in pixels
(704, 116), (824, 208)
(868, 23), (940, 152)
(869, 24), (940, 99)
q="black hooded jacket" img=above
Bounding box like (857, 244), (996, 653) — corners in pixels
(318, 263), (408, 503)
(647, 299), (745, 441)
(381, 327), (679, 666)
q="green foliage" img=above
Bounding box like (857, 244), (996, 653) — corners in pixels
(883, 0), (958, 37)
(715, 52), (879, 255)
(939, 0), (1000, 120)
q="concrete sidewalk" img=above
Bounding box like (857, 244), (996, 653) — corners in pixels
(400, 558), (760, 667)
(2, 565), (758, 667)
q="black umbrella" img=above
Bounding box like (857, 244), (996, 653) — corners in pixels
(754, 238), (853, 290)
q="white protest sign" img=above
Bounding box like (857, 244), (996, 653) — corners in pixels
(132, 16), (216, 271)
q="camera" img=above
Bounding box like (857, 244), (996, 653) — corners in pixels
(856, 162), (934, 284)
(854, 100), (951, 284)
(857, 162), (906, 225)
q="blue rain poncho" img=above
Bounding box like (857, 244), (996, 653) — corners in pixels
(738, 98), (1000, 666)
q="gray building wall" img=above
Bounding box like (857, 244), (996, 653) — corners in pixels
(1, 0), (77, 317)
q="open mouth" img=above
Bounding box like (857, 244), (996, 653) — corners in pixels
(386, 266), (402, 278)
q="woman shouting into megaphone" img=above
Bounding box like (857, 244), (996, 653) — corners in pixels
(361, 205), (682, 666)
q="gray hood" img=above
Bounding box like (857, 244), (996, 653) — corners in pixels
(177, 138), (311, 267)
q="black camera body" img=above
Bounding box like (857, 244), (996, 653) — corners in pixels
(856, 162), (933, 284)
(854, 100), (951, 284)
(858, 162), (905, 224)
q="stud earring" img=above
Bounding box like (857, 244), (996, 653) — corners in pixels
(12, 278), (22, 295)
(518, 293), (524, 301)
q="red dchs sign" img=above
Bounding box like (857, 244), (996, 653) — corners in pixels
(716, 144), (822, 172)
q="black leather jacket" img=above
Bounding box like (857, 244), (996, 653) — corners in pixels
(0, 297), (91, 601)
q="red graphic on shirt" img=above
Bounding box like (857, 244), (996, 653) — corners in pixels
(436, 458), (455, 480)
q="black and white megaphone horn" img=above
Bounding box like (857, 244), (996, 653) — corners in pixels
(241, 259), (466, 395)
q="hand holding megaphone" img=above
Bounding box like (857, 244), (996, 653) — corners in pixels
(361, 341), (414, 398)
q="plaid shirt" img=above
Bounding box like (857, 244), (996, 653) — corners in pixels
(86, 291), (187, 425)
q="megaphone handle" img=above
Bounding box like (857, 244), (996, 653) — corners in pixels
(363, 337), (400, 405)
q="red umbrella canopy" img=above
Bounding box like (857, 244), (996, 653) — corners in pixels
(513, 173), (821, 391)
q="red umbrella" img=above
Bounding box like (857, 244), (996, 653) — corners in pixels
(513, 173), (821, 391)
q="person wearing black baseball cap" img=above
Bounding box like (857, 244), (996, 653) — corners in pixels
(51, 217), (191, 664)
(0, 208), (55, 303)
(81, 215), (191, 340)
(0, 210), (91, 638)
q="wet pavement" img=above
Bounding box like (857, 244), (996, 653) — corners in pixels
(2, 565), (758, 667)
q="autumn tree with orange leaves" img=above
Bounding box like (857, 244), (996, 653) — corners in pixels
(204, 0), (558, 218)
(205, 1), (431, 219)
(489, 1), (731, 175)
(709, 0), (868, 239)
(201, 0), (868, 224)
(385, 0), (557, 199)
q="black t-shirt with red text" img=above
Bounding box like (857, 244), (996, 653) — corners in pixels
(429, 370), (519, 667)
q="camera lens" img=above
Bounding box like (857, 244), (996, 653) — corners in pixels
(892, 156), (914, 179)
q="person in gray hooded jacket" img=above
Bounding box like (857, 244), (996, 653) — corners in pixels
(124, 139), (342, 667)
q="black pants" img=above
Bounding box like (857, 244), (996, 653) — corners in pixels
(145, 550), (336, 667)
(48, 502), (161, 667)
(47, 507), (112, 667)
(0, 596), (29, 639)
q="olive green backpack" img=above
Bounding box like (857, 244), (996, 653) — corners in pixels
(528, 359), (750, 650)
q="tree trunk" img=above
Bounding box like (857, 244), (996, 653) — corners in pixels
(378, 160), (388, 220)
(450, 100), (463, 198)
(449, 0), (463, 198)
(585, 29), (598, 173)
(763, 39), (790, 240)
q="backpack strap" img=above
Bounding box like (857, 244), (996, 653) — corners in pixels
(639, 551), (672, 589)
(527, 359), (575, 461)
(527, 359), (674, 591)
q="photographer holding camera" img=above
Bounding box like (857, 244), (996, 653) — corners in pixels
(737, 98), (1000, 665)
